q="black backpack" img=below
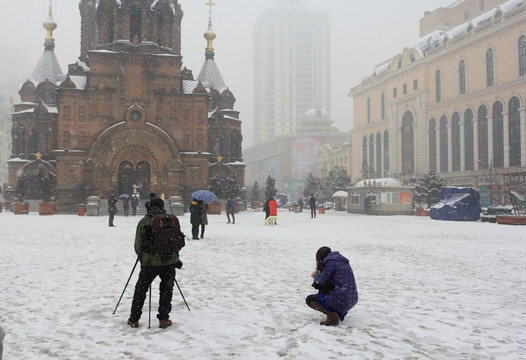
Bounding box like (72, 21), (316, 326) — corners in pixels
(150, 214), (185, 261)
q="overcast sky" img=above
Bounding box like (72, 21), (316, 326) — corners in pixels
(0, 0), (451, 147)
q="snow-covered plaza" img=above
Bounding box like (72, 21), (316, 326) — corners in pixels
(0, 209), (525, 359)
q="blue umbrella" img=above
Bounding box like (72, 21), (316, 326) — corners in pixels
(192, 190), (218, 202)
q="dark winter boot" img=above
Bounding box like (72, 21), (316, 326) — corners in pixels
(307, 301), (339, 326)
(127, 318), (139, 328)
(159, 319), (172, 329)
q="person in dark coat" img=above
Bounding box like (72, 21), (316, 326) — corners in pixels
(306, 246), (358, 326)
(190, 198), (202, 240)
(123, 196), (130, 217)
(309, 194), (317, 218)
(298, 198), (304, 212)
(127, 198), (182, 329)
(131, 195), (139, 216)
(226, 196), (235, 224)
(108, 195), (118, 227)
(199, 201), (208, 239)
(263, 199), (270, 220)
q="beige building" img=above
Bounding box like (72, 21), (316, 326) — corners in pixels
(349, 0), (526, 207)
(317, 141), (352, 179)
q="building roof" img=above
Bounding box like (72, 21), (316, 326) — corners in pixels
(28, 46), (64, 86)
(197, 57), (227, 93)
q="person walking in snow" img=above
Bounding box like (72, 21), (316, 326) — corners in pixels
(298, 198), (304, 212)
(108, 195), (118, 227)
(263, 198), (270, 220)
(309, 194), (317, 218)
(306, 246), (358, 326)
(190, 198), (202, 239)
(127, 198), (183, 329)
(123, 196), (130, 217)
(131, 195), (139, 216)
(226, 196), (235, 224)
(199, 201), (208, 239)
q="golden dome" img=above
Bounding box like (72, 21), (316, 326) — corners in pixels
(43, 0), (57, 43)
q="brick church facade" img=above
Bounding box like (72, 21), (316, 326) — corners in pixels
(8, 0), (244, 212)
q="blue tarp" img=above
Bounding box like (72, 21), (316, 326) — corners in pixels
(430, 187), (481, 221)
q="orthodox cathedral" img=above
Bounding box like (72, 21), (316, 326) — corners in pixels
(7, 0), (244, 212)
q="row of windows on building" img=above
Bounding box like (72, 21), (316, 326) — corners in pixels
(435, 35), (526, 102)
(428, 96), (522, 173)
(365, 35), (526, 125)
(362, 95), (523, 177)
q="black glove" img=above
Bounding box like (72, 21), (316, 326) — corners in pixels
(312, 280), (333, 294)
(174, 260), (183, 269)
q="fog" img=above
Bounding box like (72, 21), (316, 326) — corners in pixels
(0, 0), (448, 147)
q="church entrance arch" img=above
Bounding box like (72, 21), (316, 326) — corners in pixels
(117, 160), (152, 198)
(136, 161), (151, 198)
(118, 161), (134, 196)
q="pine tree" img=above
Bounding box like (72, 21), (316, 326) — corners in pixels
(264, 175), (277, 200)
(414, 172), (443, 207)
(225, 174), (240, 198)
(303, 173), (319, 199)
(329, 167), (351, 193)
(209, 175), (225, 199)
(251, 181), (260, 202)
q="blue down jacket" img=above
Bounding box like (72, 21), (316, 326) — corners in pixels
(313, 251), (358, 314)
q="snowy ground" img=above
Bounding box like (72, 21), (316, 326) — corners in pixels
(0, 209), (525, 359)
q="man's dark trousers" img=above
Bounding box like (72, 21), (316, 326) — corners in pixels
(129, 264), (176, 321)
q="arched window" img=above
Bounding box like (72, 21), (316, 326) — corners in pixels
(383, 130), (389, 176)
(486, 48), (494, 87)
(464, 109), (474, 170)
(440, 115), (448, 172)
(509, 97), (521, 166)
(520, 35), (526, 77)
(459, 60), (466, 95)
(429, 118), (437, 173)
(369, 134), (375, 174)
(376, 132), (382, 176)
(493, 101), (504, 168)
(130, 6), (142, 42)
(435, 69), (442, 103)
(401, 111), (414, 175)
(478, 105), (489, 168)
(381, 92), (386, 120)
(452, 112), (461, 171)
(367, 98), (371, 124)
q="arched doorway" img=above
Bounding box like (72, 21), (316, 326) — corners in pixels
(117, 161), (151, 198)
(136, 161), (151, 198)
(118, 161), (134, 196)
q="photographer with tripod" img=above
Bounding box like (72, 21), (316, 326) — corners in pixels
(127, 198), (184, 329)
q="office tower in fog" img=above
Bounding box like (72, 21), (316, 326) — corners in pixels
(253, 0), (330, 144)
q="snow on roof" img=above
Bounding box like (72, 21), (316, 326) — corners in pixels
(90, 49), (119, 54)
(29, 48), (64, 86)
(445, 22), (470, 40)
(499, 0), (525, 12)
(413, 29), (444, 54)
(197, 58), (227, 93)
(182, 80), (199, 94)
(69, 76), (87, 90)
(374, 61), (391, 76)
(353, 178), (404, 187)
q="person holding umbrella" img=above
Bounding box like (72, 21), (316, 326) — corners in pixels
(189, 198), (202, 240)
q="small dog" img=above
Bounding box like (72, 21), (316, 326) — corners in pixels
(264, 216), (278, 226)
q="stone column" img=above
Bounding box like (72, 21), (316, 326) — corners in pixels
(520, 108), (526, 167)
(473, 118), (479, 170)
(448, 123), (453, 173)
(460, 119), (465, 171)
(436, 128), (441, 173)
(503, 112), (510, 168)
(487, 115), (494, 166)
